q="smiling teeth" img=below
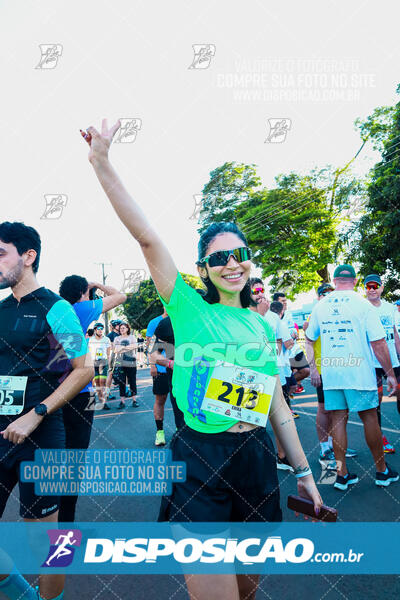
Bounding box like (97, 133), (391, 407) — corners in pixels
(224, 274), (242, 279)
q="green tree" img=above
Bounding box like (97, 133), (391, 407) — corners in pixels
(352, 91), (400, 299)
(236, 170), (343, 296)
(198, 162), (261, 232)
(122, 273), (203, 330)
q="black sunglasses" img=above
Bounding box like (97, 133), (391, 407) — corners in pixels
(198, 247), (252, 268)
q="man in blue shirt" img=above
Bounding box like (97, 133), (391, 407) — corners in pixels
(146, 310), (169, 446)
(58, 275), (126, 521)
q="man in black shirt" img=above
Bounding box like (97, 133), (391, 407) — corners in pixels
(107, 319), (122, 343)
(0, 222), (93, 600)
(152, 316), (185, 431)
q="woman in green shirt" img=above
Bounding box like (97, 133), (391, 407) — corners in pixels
(81, 119), (323, 600)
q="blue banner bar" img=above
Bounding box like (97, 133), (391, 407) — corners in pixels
(0, 523), (398, 574)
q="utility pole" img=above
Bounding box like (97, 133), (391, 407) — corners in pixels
(95, 262), (112, 334)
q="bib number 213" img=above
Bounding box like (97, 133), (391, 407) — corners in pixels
(217, 382), (259, 409)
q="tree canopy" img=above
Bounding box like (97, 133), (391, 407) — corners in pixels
(351, 91), (400, 299)
(122, 273), (203, 330)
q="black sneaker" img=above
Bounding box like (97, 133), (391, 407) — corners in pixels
(276, 454), (294, 472)
(131, 400), (139, 408)
(102, 403), (111, 410)
(118, 401), (126, 409)
(375, 465), (399, 487)
(108, 394), (116, 400)
(334, 472), (359, 491)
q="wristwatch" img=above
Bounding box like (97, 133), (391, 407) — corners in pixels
(34, 403), (48, 417)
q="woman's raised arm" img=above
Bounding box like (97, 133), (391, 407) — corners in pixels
(81, 119), (177, 302)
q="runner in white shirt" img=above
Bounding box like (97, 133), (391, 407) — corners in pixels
(273, 291), (310, 394)
(249, 279), (296, 471)
(88, 323), (111, 408)
(306, 264), (399, 491)
(364, 273), (400, 452)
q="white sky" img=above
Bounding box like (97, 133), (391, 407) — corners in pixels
(1, 0), (399, 311)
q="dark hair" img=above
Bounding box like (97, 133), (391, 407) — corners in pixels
(0, 221), (41, 273)
(87, 328), (94, 337)
(59, 275), (89, 305)
(270, 301), (283, 315)
(272, 292), (286, 301)
(197, 222), (253, 307)
(119, 322), (131, 335)
(249, 277), (263, 288)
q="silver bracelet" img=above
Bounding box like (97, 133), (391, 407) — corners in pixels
(295, 468), (312, 479)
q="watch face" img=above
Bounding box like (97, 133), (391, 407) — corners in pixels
(35, 404), (47, 416)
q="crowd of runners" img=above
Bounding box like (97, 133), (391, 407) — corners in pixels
(0, 118), (398, 600)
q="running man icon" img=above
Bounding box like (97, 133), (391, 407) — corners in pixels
(46, 532), (76, 566)
(42, 530), (82, 568)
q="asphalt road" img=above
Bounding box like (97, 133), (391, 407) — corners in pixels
(2, 369), (400, 599)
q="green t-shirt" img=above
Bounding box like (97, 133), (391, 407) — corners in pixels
(159, 273), (279, 433)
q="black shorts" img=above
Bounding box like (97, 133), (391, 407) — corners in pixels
(289, 351), (310, 370)
(375, 365), (400, 394)
(0, 411), (65, 519)
(153, 372), (169, 396)
(94, 362), (108, 378)
(158, 426), (282, 522)
(286, 374), (297, 388)
(316, 377), (325, 404)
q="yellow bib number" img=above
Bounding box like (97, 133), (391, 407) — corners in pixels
(207, 379), (264, 410)
(201, 363), (276, 427)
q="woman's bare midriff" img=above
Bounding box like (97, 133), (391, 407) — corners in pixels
(226, 421), (259, 433)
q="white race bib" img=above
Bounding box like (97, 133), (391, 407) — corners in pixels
(0, 376), (28, 416)
(201, 362), (276, 427)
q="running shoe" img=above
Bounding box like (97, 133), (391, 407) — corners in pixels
(276, 454), (294, 472)
(345, 447), (358, 458)
(319, 448), (335, 462)
(375, 465), (399, 487)
(118, 401), (126, 409)
(155, 430), (166, 446)
(294, 384), (304, 394)
(291, 410), (300, 419)
(382, 435), (395, 454)
(102, 403), (111, 410)
(108, 394), (116, 400)
(334, 472), (359, 491)
(132, 399), (139, 407)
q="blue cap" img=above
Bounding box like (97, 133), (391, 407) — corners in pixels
(364, 274), (382, 286)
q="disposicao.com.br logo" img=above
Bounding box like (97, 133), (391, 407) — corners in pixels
(83, 536), (364, 565)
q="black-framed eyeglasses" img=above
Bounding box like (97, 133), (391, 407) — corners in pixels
(197, 247), (252, 268)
